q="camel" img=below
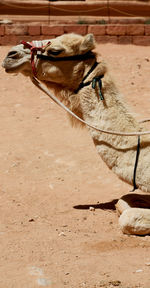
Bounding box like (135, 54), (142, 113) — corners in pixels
(2, 33), (150, 235)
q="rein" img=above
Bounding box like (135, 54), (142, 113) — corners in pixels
(32, 76), (150, 137)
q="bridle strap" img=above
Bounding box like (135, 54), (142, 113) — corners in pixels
(21, 40), (96, 78)
(21, 40), (50, 77)
(37, 51), (95, 62)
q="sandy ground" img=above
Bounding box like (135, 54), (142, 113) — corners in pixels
(0, 43), (150, 288)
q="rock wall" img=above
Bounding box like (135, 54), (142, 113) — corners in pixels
(1, 24), (150, 46)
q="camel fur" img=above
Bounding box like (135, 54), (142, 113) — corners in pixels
(2, 33), (150, 235)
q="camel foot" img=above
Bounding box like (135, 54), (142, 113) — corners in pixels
(119, 208), (150, 235)
(116, 194), (150, 235)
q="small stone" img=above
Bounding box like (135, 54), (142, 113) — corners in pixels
(37, 278), (51, 286)
(109, 280), (121, 286)
(145, 262), (150, 266)
(29, 218), (35, 222)
(58, 232), (66, 236)
(89, 206), (95, 211)
(48, 184), (54, 190)
(29, 266), (43, 276)
(135, 269), (143, 273)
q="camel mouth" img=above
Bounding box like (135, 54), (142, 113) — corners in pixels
(2, 46), (31, 73)
(2, 58), (29, 73)
(5, 67), (17, 73)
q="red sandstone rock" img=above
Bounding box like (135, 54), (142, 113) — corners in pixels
(106, 25), (127, 36)
(145, 25), (150, 35)
(133, 36), (150, 46)
(41, 25), (64, 36)
(64, 25), (87, 35)
(126, 24), (144, 35)
(5, 24), (28, 36)
(118, 36), (132, 45)
(0, 26), (5, 36)
(28, 25), (41, 36)
(0, 35), (18, 45)
(94, 35), (118, 44)
(88, 25), (105, 35)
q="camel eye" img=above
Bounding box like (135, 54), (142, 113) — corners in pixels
(48, 49), (63, 56)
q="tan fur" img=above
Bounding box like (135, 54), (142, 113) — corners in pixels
(2, 33), (150, 234)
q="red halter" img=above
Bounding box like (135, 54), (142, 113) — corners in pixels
(21, 40), (50, 77)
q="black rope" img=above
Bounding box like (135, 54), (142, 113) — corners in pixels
(131, 136), (140, 191)
(75, 61), (98, 93)
(74, 61), (104, 100)
(75, 74), (104, 100)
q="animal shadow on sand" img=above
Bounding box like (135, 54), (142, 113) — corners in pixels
(73, 193), (150, 211)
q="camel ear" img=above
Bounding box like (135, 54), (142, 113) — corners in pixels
(80, 34), (95, 53)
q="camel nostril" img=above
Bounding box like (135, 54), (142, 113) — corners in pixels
(7, 51), (19, 59)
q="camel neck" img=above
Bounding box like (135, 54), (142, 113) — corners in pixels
(79, 70), (142, 187)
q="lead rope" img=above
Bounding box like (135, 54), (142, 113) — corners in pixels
(32, 77), (143, 191)
(32, 76), (150, 137)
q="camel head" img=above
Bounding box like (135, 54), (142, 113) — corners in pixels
(2, 33), (96, 88)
